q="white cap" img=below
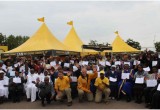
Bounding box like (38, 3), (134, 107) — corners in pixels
(111, 65), (116, 68)
(0, 70), (5, 74)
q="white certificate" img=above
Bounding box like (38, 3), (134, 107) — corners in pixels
(147, 80), (157, 87)
(71, 76), (77, 82)
(109, 77), (117, 82)
(54, 78), (57, 83)
(10, 71), (15, 76)
(50, 61), (56, 66)
(87, 70), (93, 74)
(135, 77), (144, 84)
(159, 54), (160, 58)
(13, 77), (21, 83)
(64, 63), (70, 68)
(98, 72), (100, 77)
(158, 69), (160, 73)
(59, 62), (61, 65)
(73, 66), (78, 72)
(115, 61), (121, 66)
(106, 61), (111, 66)
(99, 61), (105, 66)
(121, 73), (130, 79)
(46, 64), (51, 69)
(143, 67), (150, 72)
(79, 61), (82, 66)
(157, 84), (160, 91)
(97, 65), (99, 72)
(82, 61), (88, 66)
(133, 60), (140, 65)
(70, 60), (74, 64)
(124, 62), (130, 66)
(152, 61), (158, 67)
(14, 63), (18, 67)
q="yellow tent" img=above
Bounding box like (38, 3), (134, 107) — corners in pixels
(63, 26), (101, 56)
(5, 23), (71, 53)
(106, 33), (141, 53)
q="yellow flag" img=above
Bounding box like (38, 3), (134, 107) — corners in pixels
(67, 21), (73, 26)
(37, 17), (45, 22)
(114, 31), (119, 35)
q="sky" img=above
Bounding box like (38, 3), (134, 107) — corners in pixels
(0, 1), (160, 51)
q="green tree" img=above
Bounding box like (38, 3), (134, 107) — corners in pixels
(154, 42), (160, 52)
(88, 40), (98, 46)
(0, 33), (7, 45)
(126, 38), (141, 50)
(88, 40), (109, 46)
(6, 35), (16, 50)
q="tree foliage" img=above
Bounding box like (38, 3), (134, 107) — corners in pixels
(88, 40), (110, 46)
(0, 33), (29, 50)
(154, 42), (160, 52)
(126, 38), (141, 50)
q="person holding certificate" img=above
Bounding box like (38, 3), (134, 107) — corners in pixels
(25, 69), (39, 102)
(133, 64), (149, 104)
(77, 66), (98, 102)
(150, 73), (160, 109)
(106, 65), (119, 100)
(0, 71), (9, 104)
(9, 70), (24, 103)
(118, 64), (135, 102)
(144, 67), (158, 108)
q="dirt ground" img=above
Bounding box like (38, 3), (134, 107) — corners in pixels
(0, 98), (147, 109)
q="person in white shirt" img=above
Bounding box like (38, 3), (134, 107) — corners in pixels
(25, 69), (38, 102)
(0, 70), (9, 103)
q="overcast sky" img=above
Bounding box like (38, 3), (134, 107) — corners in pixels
(0, 1), (160, 50)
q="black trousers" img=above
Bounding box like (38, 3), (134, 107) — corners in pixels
(151, 91), (160, 109)
(144, 87), (154, 104)
(39, 92), (51, 104)
(110, 82), (118, 98)
(10, 87), (23, 101)
(133, 84), (145, 101)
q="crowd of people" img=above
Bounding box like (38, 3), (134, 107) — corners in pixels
(0, 50), (160, 108)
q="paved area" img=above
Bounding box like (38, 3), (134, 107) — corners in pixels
(0, 98), (147, 109)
